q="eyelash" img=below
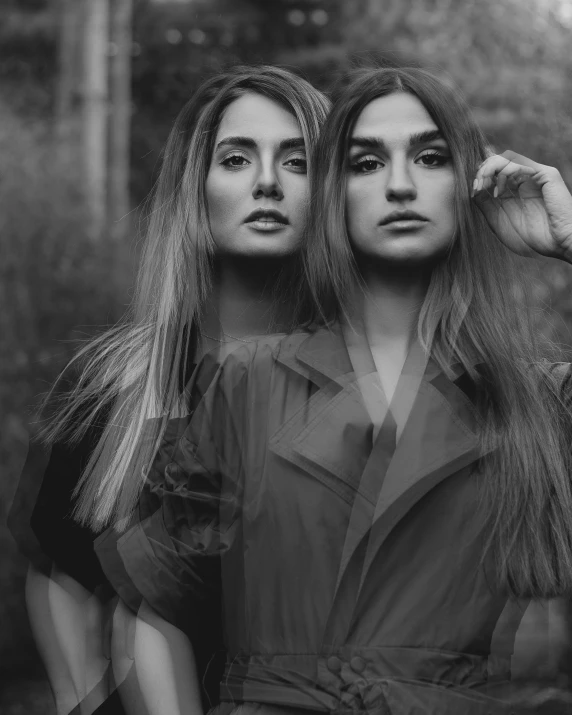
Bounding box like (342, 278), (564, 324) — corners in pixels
(418, 151), (449, 167)
(219, 153), (308, 172)
(220, 152), (250, 168)
(285, 155), (307, 172)
(349, 150), (450, 173)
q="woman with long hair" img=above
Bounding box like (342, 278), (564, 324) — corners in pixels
(112, 65), (572, 715)
(10, 65), (329, 715)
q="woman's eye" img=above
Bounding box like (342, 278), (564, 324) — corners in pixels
(221, 153), (249, 168)
(417, 151), (449, 167)
(284, 155), (307, 172)
(350, 157), (383, 173)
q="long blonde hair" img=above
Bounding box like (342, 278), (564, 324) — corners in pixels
(41, 65), (329, 531)
(299, 66), (572, 598)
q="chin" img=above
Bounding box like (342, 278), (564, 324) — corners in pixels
(357, 244), (450, 271)
(370, 233), (451, 263)
(218, 239), (301, 259)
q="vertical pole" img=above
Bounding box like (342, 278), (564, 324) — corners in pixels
(108, 0), (133, 242)
(82, 0), (110, 241)
(55, 0), (82, 138)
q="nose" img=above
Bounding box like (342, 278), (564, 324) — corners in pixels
(252, 160), (284, 201)
(385, 159), (417, 203)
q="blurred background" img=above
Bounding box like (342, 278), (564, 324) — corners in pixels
(1, 0), (572, 712)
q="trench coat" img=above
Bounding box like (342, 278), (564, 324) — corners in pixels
(116, 325), (572, 715)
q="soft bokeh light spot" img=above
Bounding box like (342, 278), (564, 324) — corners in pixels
(188, 28), (206, 45)
(310, 9), (329, 26)
(287, 9), (306, 26)
(165, 28), (182, 45)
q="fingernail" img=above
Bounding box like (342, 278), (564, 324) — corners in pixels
(472, 179), (478, 192)
(493, 186), (498, 198)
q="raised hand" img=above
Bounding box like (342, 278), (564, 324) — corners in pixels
(472, 150), (572, 263)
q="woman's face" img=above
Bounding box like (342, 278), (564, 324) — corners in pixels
(346, 92), (456, 266)
(206, 92), (309, 258)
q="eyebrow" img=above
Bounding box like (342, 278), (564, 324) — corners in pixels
(349, 129), (445, 152)
(215, 136), (306, 151)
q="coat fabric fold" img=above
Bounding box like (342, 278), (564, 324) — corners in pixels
(110, 326), (570, 714)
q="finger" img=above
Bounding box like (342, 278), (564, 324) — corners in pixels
(499, 149), (544, 172)
(476, 159), (537, 197)
(496, 163), (536, 181)
(476, 154), (512, 182)
(475, 171), (497, 195)
(504, 172), (525, 197)
(495, 172), (508, 198)
(482, 174), (495, 194)
(473, 155), (511, 194)
(496, 166), (538, 200)
(477, 154), (539, 182)
(497, 171), (527, 198)
(507, 172), (529, 194)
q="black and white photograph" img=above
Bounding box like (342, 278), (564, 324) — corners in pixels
(2, 0), (572, 713)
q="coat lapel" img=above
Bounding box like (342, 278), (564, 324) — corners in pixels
(330, 335), (431, 596)
(269, 325), (493, 647)
(355, 367), (489, 596)
(270, 326), (378, 506)
(320, 352), (491, 646)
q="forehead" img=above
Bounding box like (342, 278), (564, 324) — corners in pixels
(216, 92), (302, 141)
(352, 92), (438, 142)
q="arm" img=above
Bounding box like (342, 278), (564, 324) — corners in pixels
(121, 599), (203, 715)
(115, 348), (248, 715)
(25, 564), (81, 715)
(110, 596), (203, 715)
(25, 564), (109, 715)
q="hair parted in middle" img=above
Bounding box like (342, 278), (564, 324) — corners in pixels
(298, 64), (572, 598)
(41, 65), (330, 532)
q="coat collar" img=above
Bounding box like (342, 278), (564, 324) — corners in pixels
(272, 323), (487, 514)
(276, 323), (356, 387)
(271, 325), (491, 646)
(279, 323), (479, 394)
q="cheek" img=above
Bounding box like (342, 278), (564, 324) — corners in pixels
(205, 172), (243, 229)
(205, 173), (224, 225)
(445, 183), (457, 230)
(282, 174), (310, 217)
(345, 180), (370, 230)
(433, 176), (456, 230)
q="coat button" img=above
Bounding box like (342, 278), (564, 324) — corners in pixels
(350, 656), (366, 673)
(327, 655), (342, 673)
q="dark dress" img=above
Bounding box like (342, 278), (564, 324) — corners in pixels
(7, 350), (225, 713)
(114, 326), (572, 715)
(7, 414), (129, 715)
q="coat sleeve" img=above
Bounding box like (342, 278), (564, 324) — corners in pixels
(116, 348), (247, 634)
(8, 417), (109, 593)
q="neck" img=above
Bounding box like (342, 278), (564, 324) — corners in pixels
(201, 255), (292, 340)
(355, 260), (430, 350)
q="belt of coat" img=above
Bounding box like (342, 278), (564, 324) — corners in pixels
(218, 647), (519, 714)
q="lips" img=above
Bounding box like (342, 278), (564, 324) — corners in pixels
(244, 209), (289, 225)
(379, 210), (428, 226)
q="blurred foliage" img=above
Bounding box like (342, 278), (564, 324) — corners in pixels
(0, 95), (131, 676)
(1, 0), (572, 693)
